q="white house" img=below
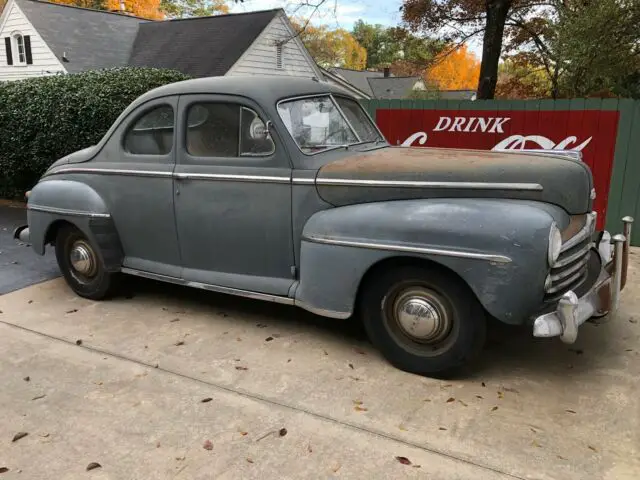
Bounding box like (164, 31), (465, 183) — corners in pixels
(0, 0), (349, 90)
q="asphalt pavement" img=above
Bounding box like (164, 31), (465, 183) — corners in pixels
(0, 203), (59, 294)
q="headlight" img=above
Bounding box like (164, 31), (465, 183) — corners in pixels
(548, 222), (562, 265)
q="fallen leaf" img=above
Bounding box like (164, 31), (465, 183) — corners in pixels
(504, 387), (519, 394)
(353, 399), (363, 405)
(530, 428), (537, 434)
(491, 406), (498, 412)
(28, 300), (33, 304)
(235, 366), (248, 371)
(0, 467), (8, 474)
(497, 391), (504, 399)
(332, 463), (341, 473)
(12, 432), (28, 442)
(175, 456), (185, 461)
(265, 337), (274, 342)
(398, 424), (407, 431)
(162, 307), (168, 311)
(423, 399), (431, 402)
(156, 442), (161, 448)
(625, 349), (633, 352)
(32, 394), (46, 401)
(203, 440), (213, 450)
(201, 398), (213, 403)
(307, 443), (313, 453)
(354, 347), (366, 355)
(174, 340), (185, 346)
(354, 405), (368, 412)
(246, 458), (254, 464)
(66, 309), (78, 314)
(349, 376), (362, 381)
(557, 455), (567, 460)
(446, 397), (455, 403)
(144, 345), (148, 349)
(86, 462), (101, 471)
(439, 427), (447, 431)
(475, 395), (483, 399)
(236, 337), (242, 342)
(588, 445), (598, 452)
(23, 376), (30, 382)
(75, 339), (82, 346)
(94, 381), (103, 385)
(240, 431), (248, 436)
(154, 364), (159, 368)
(279, 428), (288, 437)
(412, 464), (422, 468)
(629, 319), (637, 324)
(348, 363), (354, 369)
(396, 456), (412, 465)
(481, 382), (486, 387)
(287, 358), (292, 363)
(531, 440), (541, 448)
(323, 350), (329, 356)
(170, 318), (180, 323)
(458, 400), (468, 407)
(566, 409), (577, 414)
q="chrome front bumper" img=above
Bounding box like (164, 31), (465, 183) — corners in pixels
(533, 216), (634, 343)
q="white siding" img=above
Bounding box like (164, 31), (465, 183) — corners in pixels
(227, 12), (321, 78)
(0, 0), (65, 81)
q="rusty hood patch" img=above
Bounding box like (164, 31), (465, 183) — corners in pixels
(316, 147), (592, 214)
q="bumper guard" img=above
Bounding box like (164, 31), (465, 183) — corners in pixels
(533, 216), (634, 343)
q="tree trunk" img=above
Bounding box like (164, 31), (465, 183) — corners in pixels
(476, 0), (512, 100)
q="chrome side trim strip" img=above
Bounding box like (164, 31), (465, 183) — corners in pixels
(561, 212), (596, 253)
(292, 177), (316, 185)
(120, 268), (295, 306)
(303, 235), (512, 264)
(46, 167), (173, 178)
(315, 178), (543, 191)
(554, 243), (593, 268)
(293, 299), (351, 319)
(28, 204), (111, 218)
(174, 172), (290, 183)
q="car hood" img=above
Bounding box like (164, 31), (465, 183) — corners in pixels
(316, 147), (592, 215)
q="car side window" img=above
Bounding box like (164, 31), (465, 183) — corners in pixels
(186, 102), (274, 157)
(123, 105), (174, 156)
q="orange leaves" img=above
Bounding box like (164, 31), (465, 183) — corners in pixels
(104, 0), (164, 19)
(425, 44), (480, 91)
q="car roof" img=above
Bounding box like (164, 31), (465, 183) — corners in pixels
(136, 75), (353, 106)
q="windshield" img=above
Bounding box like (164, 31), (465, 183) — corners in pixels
(277, 95), (384, 154)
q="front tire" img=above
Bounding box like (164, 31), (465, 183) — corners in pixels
(55, 225), (119, 300)
(360, 265), (486, 378)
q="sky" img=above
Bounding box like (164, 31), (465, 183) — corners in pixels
(229, 0), (483, 58)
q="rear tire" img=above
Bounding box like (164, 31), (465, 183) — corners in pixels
(55, 225), (119, 300)
(360, 265), (486, 378)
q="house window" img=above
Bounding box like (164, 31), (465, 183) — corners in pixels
(13, 33), (26, 65)
(276, 44), (283, 69)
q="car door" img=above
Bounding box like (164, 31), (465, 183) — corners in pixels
(173, 94), (295, 296)
(83, 96), (182, 277)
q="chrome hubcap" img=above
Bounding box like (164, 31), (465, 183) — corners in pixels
(392, 288), (451, 343)
(69, 241), (97, 278)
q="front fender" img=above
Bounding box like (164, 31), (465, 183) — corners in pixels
(295, 198), (569, 324)
(26, 180), (122, 270)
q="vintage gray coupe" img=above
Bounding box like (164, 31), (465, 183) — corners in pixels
(14, 76), (634, 377)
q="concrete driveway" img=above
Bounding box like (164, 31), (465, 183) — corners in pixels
(0, 255), (639, 479)
(0, 202), (59, 294)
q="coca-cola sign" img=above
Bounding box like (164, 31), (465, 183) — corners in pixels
(375, 109), (621, 228)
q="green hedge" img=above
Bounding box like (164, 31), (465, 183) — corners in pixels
(0, 67), (189, 198)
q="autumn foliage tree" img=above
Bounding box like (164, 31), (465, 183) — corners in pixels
(48, 0), (228, 19)
(291, 19), (366, 70)
(425, 44), (479, 91)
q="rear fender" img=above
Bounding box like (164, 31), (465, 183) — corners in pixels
(295, 198), (569, 324)
(27, 180), (123, 271)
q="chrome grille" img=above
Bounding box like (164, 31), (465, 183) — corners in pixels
(545, 213), (596, 299)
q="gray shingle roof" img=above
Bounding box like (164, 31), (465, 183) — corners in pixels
(367, 76), (422, 99)
(437, 90), (477, 100)
(128, 9), (279, 77)
(329, 67), (384, 96)
(16, 0), (145, 73)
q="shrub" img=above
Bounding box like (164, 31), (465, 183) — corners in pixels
(0, 67), (189, 198)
